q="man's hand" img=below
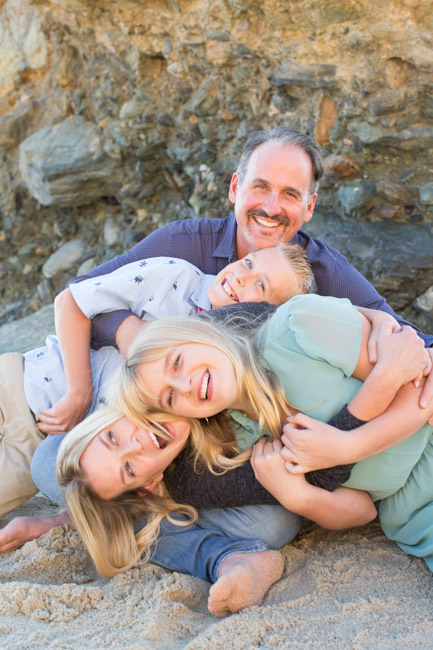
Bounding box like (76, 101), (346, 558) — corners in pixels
(373, 325), (431, 388)
(420, 347), (433, 424)
(37, 390), (92, 434)
(280, 414), (349, 473)
(116, 315), (148, 357)
(357, 308), (400, 364)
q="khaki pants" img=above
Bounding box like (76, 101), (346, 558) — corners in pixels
(0, 353), (45, 517)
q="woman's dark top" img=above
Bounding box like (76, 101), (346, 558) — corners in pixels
(165, 406), (366, 508)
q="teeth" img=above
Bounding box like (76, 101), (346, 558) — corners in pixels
(222, 279), (238, 302)
(200, 371), (210, 400)
(255, 217), (279, 228)
(149, 431), (160, 448)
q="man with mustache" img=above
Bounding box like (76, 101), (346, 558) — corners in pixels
(71, 126), (432, 363)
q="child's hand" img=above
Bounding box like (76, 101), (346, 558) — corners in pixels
(250, 437), (310, 510)
(280, 414), (349, 473)
(36, 391), (93, 434)
(374, 325), (430, 389)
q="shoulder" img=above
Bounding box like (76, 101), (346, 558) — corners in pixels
(264, 294), (360, 339)
(165, 216), (230, 237)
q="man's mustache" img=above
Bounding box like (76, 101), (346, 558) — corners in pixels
(247, 209), (290, 226)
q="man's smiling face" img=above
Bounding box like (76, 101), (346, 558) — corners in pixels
(230, 140), (317, 259)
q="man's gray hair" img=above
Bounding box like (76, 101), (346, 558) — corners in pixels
(236, 126), (324, 196)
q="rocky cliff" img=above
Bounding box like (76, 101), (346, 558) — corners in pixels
(0, 0), (432, 332)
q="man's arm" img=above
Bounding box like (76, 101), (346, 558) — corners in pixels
(301, 231), (433, 347)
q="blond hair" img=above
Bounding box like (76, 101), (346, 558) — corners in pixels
(278, 243), (316, 296)
(116, 315), (292, 442)
(57, 407), (198, 577)
(57, 407), (250, 577)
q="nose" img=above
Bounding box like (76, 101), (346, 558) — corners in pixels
(125, 435), (142, 454)
(173, 373), (192, 395)
(264, 191), (281, 216)
(234, 269), (258, 287)
(234, 269), (247, 286)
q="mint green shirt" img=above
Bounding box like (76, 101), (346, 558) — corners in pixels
(230, 294), (432, 502)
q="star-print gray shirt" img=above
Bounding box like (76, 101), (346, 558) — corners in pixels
(70, 257), (215, 322)
(23, 258), (215, 418)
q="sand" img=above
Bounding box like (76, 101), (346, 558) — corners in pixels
(1, 496), (432, 650)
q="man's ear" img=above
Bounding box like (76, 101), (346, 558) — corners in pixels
(304, 193), (317, 224)
(228, 172), (239, 204)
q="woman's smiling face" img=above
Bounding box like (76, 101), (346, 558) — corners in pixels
(80, 416), (191, 499)
(137, 343), (240, 418)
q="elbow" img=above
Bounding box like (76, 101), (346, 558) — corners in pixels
(54, 288), (72, 311)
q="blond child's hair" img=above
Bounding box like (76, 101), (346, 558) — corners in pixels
(115, 314), (292, 442)
(278, 243), (316, 296)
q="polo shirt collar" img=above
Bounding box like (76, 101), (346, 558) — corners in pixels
(212, 212), (238, 263)
(190, 274), (214, 311)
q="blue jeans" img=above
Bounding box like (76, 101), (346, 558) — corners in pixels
(31, 435), (301, 583)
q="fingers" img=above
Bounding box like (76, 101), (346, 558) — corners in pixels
(285, 412), (313, 429)
(420, 352), (433, 409)
(367, 331), (379, 364)
(423, 349), (432, 376)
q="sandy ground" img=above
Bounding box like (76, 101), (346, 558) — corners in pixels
(1, 495), (432, 650)
(1, 312), (432, 648)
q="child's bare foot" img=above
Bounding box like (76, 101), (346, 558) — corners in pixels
(208, 550), (284, 617)
(0, 513), (70, 553)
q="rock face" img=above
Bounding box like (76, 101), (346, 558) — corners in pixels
(0, 0), (431, 331)
(19, 117), (122, 207)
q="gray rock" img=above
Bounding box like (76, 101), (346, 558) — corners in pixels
(419, 182), (433, 205)
(269, 61), (337, 89)
(76, 257), (96, 276)
(19, 116), (122, 207)
(103, 219), (123, 248)
(414, 286), (433, 313)
(307, 212), (433, 310)
(369, 90), (406, 117)
(0, 304), (54, 354)
(349, 121), (433, 150)
(42, 239), (85, 279)
(0, 100), (41, 151)
(190, 79), (220, 116)
(119, 98), (150, 120)
(0, 0), (47, 86)
(337, 181), (377, 213)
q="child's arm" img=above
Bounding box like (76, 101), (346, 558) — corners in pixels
(36, 288), (93, 434)
(357, 306), (433, 414)
(350, 313), (429, 421)
(282, 378), (433, 473)
(251, 438), (376, 529)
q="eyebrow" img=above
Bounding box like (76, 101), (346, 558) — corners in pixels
(251, 177), (303, 200)
(97, 434), (126, 488)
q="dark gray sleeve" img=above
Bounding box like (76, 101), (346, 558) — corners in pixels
(304, 406), (366, 491)
(165, 406), (367, 508)
(164, 449), (279, 508)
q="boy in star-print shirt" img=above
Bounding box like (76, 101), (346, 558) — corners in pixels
(36, 245), (315, 434)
